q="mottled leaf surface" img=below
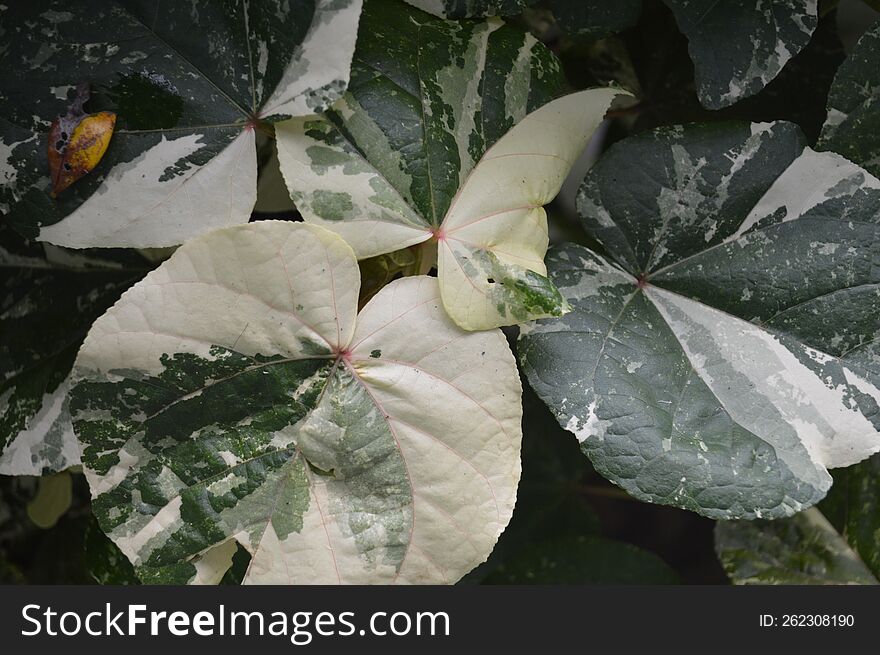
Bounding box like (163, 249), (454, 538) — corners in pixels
(436, 89), (622, 329)
(277, 1), (622, 329)
(818, 21), (880, 178)
(84, 515), (140, 585)
(519, 121), (880, 519)
(71, 221), (522, 584)
(0, 0), (361, 248)
(663, 0), (818, 109)
(0, 223), (147, 475)
(715, 508), (878, 585)
(278, 0), (567, 254)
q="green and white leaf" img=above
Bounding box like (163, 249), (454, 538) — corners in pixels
(519, 121), (880, 519)
(276, 0), (623, 329)
(403, 0), (532, 18)
(0, 0), (361, 248)
(715, 508), (878, 585)
(85, 515), (140, 585)
(277, 0), (567, 257)
(1, 223), (146, 475)
(70, 221), (522, 585)
(436, 89), (621, 329)
(721, 450), (880, 585)
(818, 21), (880, 178)
(662, 0), (818, 109)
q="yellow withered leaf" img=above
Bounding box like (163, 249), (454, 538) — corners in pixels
(49, 110), (116, 197)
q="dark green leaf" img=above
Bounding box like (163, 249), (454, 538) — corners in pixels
(662, 0), (818, 109)
(0, 222), (148, 475)
(520, 120), (880, 519)
(818, 20), (880, 177)
(0, 0), (361, 248)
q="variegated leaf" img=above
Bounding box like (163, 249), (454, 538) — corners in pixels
(0, 0), (361, 248)
(277, 0), (566, 256)
(519, 121), (880, 519)
(662, 0), (818, 109)
(276, 0), (622, 329)
(0, 222), (148, 475)
(719, 450), (880, 585)
(818, 20), (880, 178)
(715, 508), (878, 585)
(436, 89), (622, 330)
(70, 221), (522, 585)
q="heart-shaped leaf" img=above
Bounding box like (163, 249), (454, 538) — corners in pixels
(276, 0), (623, 329)
(1, 0), (362, 248)
(662, 0), (818, 109)
(0, 223), (148, 475)
(818, 20), (880, 178)
(519, 121), (880, 519)
(70, 221), (522, 584)
(715, 507), (878, 585)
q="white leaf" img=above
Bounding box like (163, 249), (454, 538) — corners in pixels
(71, 221), (522, 584)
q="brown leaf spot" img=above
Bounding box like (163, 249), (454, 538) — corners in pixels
(48, 83), (116, 197)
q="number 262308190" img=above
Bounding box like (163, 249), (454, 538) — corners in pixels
(760, 614), (855, 627)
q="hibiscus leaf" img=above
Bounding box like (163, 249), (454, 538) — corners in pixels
(662, 0), (818, 109)
(277, 0), (624, 329)
(0, 222), (149, 475)
(1, 0), (361, 248)
(717, 450), (880, 585)
(70, 221), (522, 584)
(519, 120), (880, 519)
(818, 20), (880, 178)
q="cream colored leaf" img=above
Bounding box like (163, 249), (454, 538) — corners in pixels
(278, 88), (625, 330)
(71, 222), (521, 584)
(438, 88), (623, 330)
